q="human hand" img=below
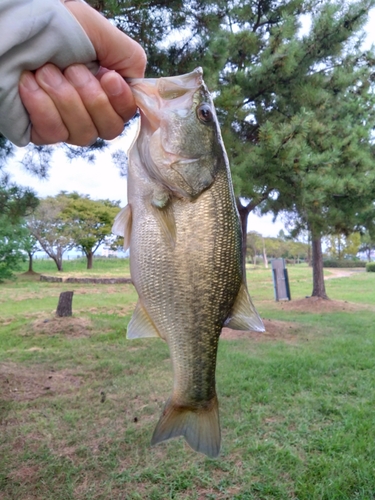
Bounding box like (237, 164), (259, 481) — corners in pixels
(19, 1), (146, 146)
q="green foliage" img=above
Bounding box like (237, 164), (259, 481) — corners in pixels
(0, 215), (27, 281)
(365, 262), (375, 272)
(60, 192), (121, 269)
(265, 236), (309, 261)
(326, 233), (361, 260)
(26, 192), (122, 271)
(0, 182), (38, 281)
(0, 181), (38, 222)
(247, 231), (309, 264)
(26, 195), (74, 272)
(359, 230), (375, 261)
(218, 1), (375, 220)
(323, 259), (366, 268)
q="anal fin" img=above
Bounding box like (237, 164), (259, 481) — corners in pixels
(224, 283), (265, 332)
(112, 204), (132, 251)
(127, 300), (165, 340)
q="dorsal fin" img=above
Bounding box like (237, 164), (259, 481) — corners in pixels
(224, 283), (265, 332)
(127, 300), (165, 340)
(112, 204), (132, 251)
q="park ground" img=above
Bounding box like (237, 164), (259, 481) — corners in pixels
(0, 259), (375, 500)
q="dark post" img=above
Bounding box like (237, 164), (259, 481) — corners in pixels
(271, 258), (291, 301)
(56, 291), (74, 317)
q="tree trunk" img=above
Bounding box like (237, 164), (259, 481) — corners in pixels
(53, 257), (63, 272)
(311, 235), (329, 299)
(56, 291), (74, 317)
(262, 237), (268, 268)
(87, 251), (93, 270)
(236, 199), (250, 279)
(27, 252), (33, 273)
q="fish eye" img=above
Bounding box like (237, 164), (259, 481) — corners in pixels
(196, 104), (213, 124)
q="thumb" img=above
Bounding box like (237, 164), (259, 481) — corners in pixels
(64, 1), (146, 78)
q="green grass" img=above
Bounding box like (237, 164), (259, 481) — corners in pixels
(1, 260), (375, 499)
(18, 256), (131, 276)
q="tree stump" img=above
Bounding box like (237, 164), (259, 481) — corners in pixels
(56, 291), (74, 317)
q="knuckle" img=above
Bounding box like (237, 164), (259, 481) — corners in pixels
(68, 129), (98, 147)
(92, 92), (110, 109)
(31, 123), (69, 145)
(100, 121), (124, 140)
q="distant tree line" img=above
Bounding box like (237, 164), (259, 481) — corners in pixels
(0, 190), (123, 281)
(247, 229), (375, 268)
(247, 230), (310, 267)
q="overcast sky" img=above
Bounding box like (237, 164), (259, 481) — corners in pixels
(6, 9), (375, 238)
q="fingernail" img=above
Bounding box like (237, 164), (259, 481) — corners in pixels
(39, 65), (63, 87)
(105, 72), (124, 96)
(65, 65), (90, 87)
(20, 73), (39, 91)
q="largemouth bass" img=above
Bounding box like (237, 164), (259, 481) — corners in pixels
(113, 68), (264, 458)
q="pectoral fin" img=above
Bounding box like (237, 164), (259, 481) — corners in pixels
(151, 202), (177, 248)
(112, 204), (132, 251)
(127, 300), (165, 340)
(224, 283), (265, 332)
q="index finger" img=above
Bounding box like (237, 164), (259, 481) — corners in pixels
(65, 1), (147, 78)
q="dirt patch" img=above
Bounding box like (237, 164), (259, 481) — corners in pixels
(221, 318), (300, 342)
(0, 362), (82, 402)
(32, 316), (93, 337)
(324, 268), (365, 280)
(7, 464), (40, 483)
(276, 296), (364, 313)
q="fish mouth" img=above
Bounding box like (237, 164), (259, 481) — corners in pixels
(127, 68), (204, 132)
(126, 67), (203, 97)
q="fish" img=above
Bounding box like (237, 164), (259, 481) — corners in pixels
(113, 67), (264, 458)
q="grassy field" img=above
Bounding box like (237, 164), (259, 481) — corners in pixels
(1, 259), (375, 499)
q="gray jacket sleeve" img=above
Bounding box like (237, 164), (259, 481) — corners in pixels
(0, 0), (98, 146)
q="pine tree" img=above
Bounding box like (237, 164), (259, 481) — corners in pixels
(88, 0), (375, 298)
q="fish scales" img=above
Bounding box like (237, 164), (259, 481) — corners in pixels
(132, 169), (241, 399)
(113, 68), (264, 457)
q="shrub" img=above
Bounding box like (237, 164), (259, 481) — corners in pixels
(366, 262), (375, 272)
(323, 260), (366, 268)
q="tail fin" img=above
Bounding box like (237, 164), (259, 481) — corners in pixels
(151, 395), (221, 458)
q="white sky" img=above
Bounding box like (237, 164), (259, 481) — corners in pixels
(6, 8), (375, 238)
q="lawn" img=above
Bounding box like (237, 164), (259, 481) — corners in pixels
(0, 259), (374, 499)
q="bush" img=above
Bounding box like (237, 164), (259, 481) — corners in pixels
(366, 262), (375, 272)
(323, 260), (366, 268)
